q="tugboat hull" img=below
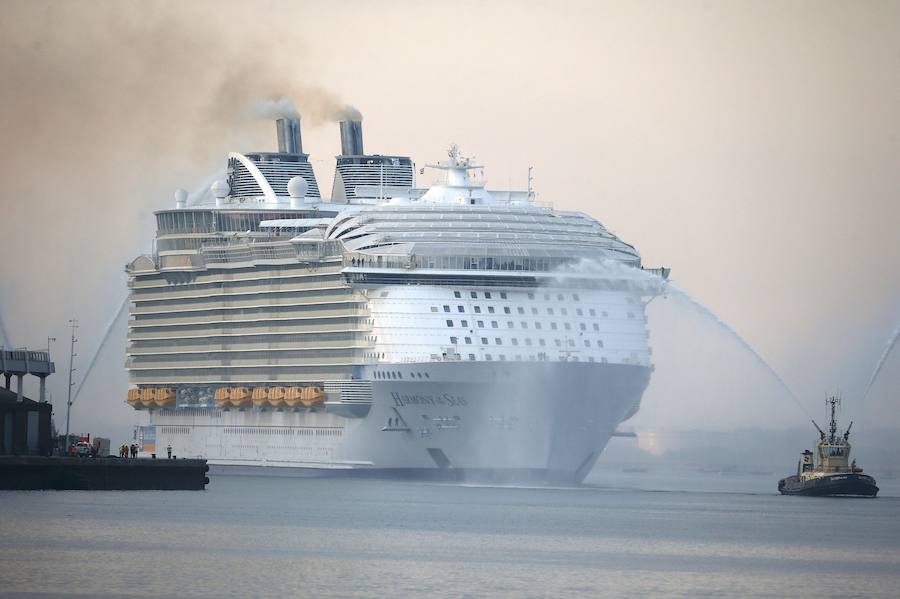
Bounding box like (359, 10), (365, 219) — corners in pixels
(778, 473), (879, 497)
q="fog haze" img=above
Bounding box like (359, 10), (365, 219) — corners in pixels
(1, 0), (898, 443)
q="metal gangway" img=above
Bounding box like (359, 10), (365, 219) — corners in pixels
(1, 349), (55, 402)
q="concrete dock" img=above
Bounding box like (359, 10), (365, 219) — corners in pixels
(0, 456), (209, 490)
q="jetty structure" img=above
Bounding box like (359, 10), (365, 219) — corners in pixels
(1, 349), (55, 455)
(1, 347), (208, 490)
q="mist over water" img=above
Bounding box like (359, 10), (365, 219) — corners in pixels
(661, 284), (811, 420)
(550, 258), (807, 429)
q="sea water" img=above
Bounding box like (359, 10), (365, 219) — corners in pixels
(1, 468), (899, 598)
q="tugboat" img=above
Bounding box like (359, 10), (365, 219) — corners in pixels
(778, 396), (878, 497)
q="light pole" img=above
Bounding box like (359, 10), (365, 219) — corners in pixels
(64, 319), (78, 450)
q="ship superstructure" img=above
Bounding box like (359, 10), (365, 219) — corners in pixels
(125, 115), (668, 482)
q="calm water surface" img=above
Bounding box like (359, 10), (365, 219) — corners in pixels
(1, 467), (899, 598)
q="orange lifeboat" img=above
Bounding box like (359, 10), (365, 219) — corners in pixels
(300, 386), (325, 408)
(214, 387), (232, 407)
(267, 387), (286, 408)
(155, 387), (176, 407)
(140, 387), (156, 408)
(127, 388), (141, 407)
(252, 387), (268, 407)
(283, 387), (302, 407)
(229, 387), (250, 407)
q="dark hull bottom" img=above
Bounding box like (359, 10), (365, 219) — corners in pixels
(209, 464), (586, 485)
(778, 473), (879, 497)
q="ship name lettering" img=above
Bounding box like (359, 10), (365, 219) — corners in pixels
(391, 391), (467, 407)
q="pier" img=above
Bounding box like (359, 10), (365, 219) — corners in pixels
(0, 456), (209, 490)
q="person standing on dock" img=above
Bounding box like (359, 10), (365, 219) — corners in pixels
(166, 443), (172, 459)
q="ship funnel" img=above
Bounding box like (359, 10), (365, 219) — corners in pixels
(276, 117), (303, 154)
(339, 120), (364, 156)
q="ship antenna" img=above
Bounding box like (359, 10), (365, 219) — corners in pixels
(826, 395), (840, 443)
(527, 165), (534, 200)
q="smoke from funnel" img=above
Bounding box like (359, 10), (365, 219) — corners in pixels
(252, 97), (300, 120)
(339, 120), (364, 155)
(338, 104), (362, 121)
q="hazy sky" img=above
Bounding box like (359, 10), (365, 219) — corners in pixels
(1, 0), (898, 440)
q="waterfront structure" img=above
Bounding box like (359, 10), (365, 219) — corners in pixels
(125, 116), (667, 482)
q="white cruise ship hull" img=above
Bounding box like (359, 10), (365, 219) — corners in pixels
(150, 361), (649, 484)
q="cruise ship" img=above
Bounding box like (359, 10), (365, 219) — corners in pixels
(126, 114), (668, 482)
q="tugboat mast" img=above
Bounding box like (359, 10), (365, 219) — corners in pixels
(827, 395), (840, 443)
